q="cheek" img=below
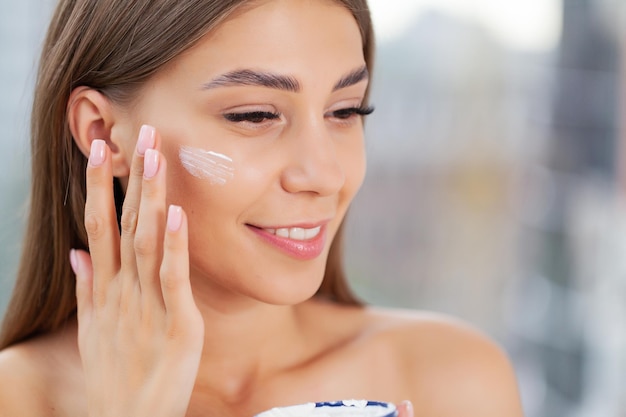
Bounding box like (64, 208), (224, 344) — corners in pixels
(178, 145), (235, 186)
(164, 142), (277, 225)
(165, 159), (252, 268)
(339, 137), (367, 203)
(165, 149), (284, 285)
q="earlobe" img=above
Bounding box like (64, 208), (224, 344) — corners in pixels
(67, 87), (131, 177)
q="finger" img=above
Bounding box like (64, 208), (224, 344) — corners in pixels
(160, 205), (194, 316)
(84, 140), (120, 294)
(396, 401), (414, 417)
(134, 148), (167, 305)
(120, 125), (157, 273)
(71, 249), (94, 328)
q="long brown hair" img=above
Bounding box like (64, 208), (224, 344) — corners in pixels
(0, 0), (374, 350)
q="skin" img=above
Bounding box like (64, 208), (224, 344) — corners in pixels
(0, 1), (525, 416)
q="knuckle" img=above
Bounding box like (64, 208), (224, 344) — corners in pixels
(141, 183), (161, 199)
(93, 289), (108, 310)
(167, 313), (202, 343)
(163, 235), (183, 252)
(165, 318), (196, 342)
(118, 284), (135, 315)
(120, 208), (139, 235)
(86, 168), (110, 187)
(130, 159), (144, 178)
(84, 211), (106, 240)
(134, 233), (157, 257)
(166, 324), (182, 341)
(160, 270), (181, 292)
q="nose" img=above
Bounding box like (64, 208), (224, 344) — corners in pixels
(280, 118), (345, 196)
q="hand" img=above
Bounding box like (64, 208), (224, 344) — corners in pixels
(396, 400), (414, 417)
(70, 125), (204, 417)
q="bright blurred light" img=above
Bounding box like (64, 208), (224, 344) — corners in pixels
(368, 0), (563, 51)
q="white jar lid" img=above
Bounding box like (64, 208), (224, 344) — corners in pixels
(255, 400), (398, 417)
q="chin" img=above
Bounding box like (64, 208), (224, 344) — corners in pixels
(252, 268), (326, 306)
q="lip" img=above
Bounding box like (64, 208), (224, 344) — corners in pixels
(247, 222), (328, 260)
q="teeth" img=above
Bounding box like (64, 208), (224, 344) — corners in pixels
(267, 226), (321, 241)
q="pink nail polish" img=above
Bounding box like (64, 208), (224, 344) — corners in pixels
(401, 401), (413, 417)
(137, 125), (156, 156)
(167, 205), (183, 232)
(89, 140), (106, 167)
(69, 249), (79, 275)
(144, 149), (159, 178)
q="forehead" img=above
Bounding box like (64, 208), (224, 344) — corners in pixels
(162, 0), (365, 87)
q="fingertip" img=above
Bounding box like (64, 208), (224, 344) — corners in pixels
(398, 400), (413, 417)
(137, 124), (156, 156)
(161, 206), (191, 313)
(164, 204), (188, 253)
(89, 139), (107, 167)
(72, 249), (94, 314)
(72, 249), (94, 281)
(143, 148), (160, 179)
(69, 249), (79, 275)
(167, 205), (183, 232)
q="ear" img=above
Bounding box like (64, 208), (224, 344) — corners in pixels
(67, 87), (131, 177)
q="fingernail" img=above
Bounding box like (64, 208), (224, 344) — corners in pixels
(69, 249), (79, 275)
(89, 139), (106, 167)
(137, 124), (156, 156)
(167, 205), (183, 232)
(144, 148), (159, 179)
(401, 401), (413, 417)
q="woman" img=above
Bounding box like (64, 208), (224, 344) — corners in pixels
(0, 0), (524, 416)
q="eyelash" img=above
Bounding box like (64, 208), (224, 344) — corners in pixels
(223, 111), (280, 123)
(222, 106), (375, 124)
(331, 105), (375, 120)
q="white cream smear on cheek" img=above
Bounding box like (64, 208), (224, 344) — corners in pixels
(179, 145), (235, 185)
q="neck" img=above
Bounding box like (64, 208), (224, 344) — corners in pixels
(189, 275), (313, 403)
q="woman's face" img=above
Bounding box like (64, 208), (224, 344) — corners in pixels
(121, 0), (368, 305)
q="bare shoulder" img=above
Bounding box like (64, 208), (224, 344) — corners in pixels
(0, 342), (51, 417)
(362, 307), (525, 417)
(0, 323), (83, 417)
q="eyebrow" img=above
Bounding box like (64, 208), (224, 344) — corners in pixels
(332, 65), (369, 91)
(201, 65), (369, 93)
(202, 69), (300, 92)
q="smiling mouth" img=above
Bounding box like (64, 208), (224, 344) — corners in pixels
(247, 223), (327, 260)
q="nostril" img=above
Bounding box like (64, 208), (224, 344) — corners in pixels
(280, 157), (345, 196)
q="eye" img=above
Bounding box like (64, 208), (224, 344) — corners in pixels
(223, 111), (281, 124)
(329, 105), (375, 120)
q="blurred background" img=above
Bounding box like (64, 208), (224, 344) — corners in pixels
(1, 0), (625, 416)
